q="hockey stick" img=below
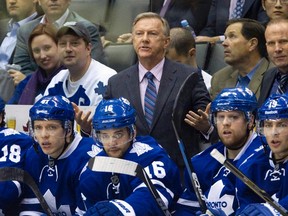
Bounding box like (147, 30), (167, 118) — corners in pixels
(88, 156), (172, 216)
(210, 149), (288, 216)
(172, 72), (208, 213)
(0, 167), (53, 216)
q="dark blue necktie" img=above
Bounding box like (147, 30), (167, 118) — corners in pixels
(232, 0), (243, 18)
(277, 73), (288, 94)
(144, 72), (157, 128)
(238, 75), (250, 87)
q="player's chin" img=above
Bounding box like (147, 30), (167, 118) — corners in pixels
(107, 150), (123, 158)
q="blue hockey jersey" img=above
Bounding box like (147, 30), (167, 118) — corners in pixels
(0, 127), (33, 215)
(236, 145), (288, 214)
(176, 132), (262, 215)
(19, 133), (100, 215)
(79, 135), (183, 216)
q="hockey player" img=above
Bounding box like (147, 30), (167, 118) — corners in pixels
(175, 87), (262, 215)
(19, 95), (100, 215)
(238, 94), (288, 215)
(79, 97), (183, 216)
(0, 97), (33, 215)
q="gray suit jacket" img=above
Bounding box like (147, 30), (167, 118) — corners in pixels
(13, 11), (105, 75)
(210, 58), (273, 100)
(105, 58), (211, 169)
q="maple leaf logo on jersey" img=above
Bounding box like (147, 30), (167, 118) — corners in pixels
(1, 128), (20, 136)
(206, 180), (235, 216)
(94, 81), (107, 97)
(87, 144), (102, 157)
(130, 142), (153, 156)
(43, 189), (71, 214)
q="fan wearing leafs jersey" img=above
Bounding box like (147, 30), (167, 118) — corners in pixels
(175, 87), (263, 216)
(238, 94), (288, 216)
(79, 97), (183, 216)
(19, 95), (100, 215)
(0, 97), (33, 215)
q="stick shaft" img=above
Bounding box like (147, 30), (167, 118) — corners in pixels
(210, 149), (288, 215)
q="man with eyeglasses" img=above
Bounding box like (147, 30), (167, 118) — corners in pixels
(237, 93), (288, 215)
(78, 97), (183, 215)
(262, 0), (288, 20)
(175, 87), (262, 215)
(19, 95), (100, 215)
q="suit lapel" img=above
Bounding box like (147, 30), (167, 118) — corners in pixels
(242, 0), (255, 16)
(248, 58), (270, 98)
(126, 65), (150, 130)
(151, 59), (176, 130)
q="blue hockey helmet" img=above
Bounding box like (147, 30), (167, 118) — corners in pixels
(211, 87), (258, 124)
(29, 95), (74, 128)
(93, 97), (136, 131)
(258, 94), (288, 121)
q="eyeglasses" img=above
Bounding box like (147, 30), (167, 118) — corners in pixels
(266, 0), (288, 5)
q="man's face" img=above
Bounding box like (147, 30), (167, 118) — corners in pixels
(98, 127), (131, 158)
(222, 23), (253, 66)
(262, 0), (288, 20)
(38, 0), (70, 19)
(132, 17), (170, 65)
(33, 120), (69, 158)
(216, 111), (249, 150)
(263, 119), (288, 160)
(57, 34), (91, 69)
(31, 34), (60, 73)
(265, 22), (288, 73)
(6, 0), (36, 21)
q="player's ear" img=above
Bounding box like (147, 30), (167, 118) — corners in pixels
(248, 115), (255, 130)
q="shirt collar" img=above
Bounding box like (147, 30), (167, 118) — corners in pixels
(40, 9), (70, 29)
(138, 58), (165, 83)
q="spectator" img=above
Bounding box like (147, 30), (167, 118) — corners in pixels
(237, 93), (288, 214)
(13, 0), (105, 76)
(262, 0), (288, 20)
(44, 21), (116, 106)
(116, 0), (212, 43)
(79, 97), (183, 215)
(258, 18), (288, 105)
(19, 95), (100, 214)
(166, 27), (212, 90)
(150, 0), (212, 35)
(8, 23), (65, 104)
(104, 12), (211, 177)
(196, 0), (269, 44)
(175, 87), (261, 215)
(0, 0), (38, 70)
(210, 18), (273, 100)
(0, 97), (33, 215)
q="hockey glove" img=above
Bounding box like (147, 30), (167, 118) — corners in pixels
(84, 200), (135, 216)
(240, 203), (280, 216)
